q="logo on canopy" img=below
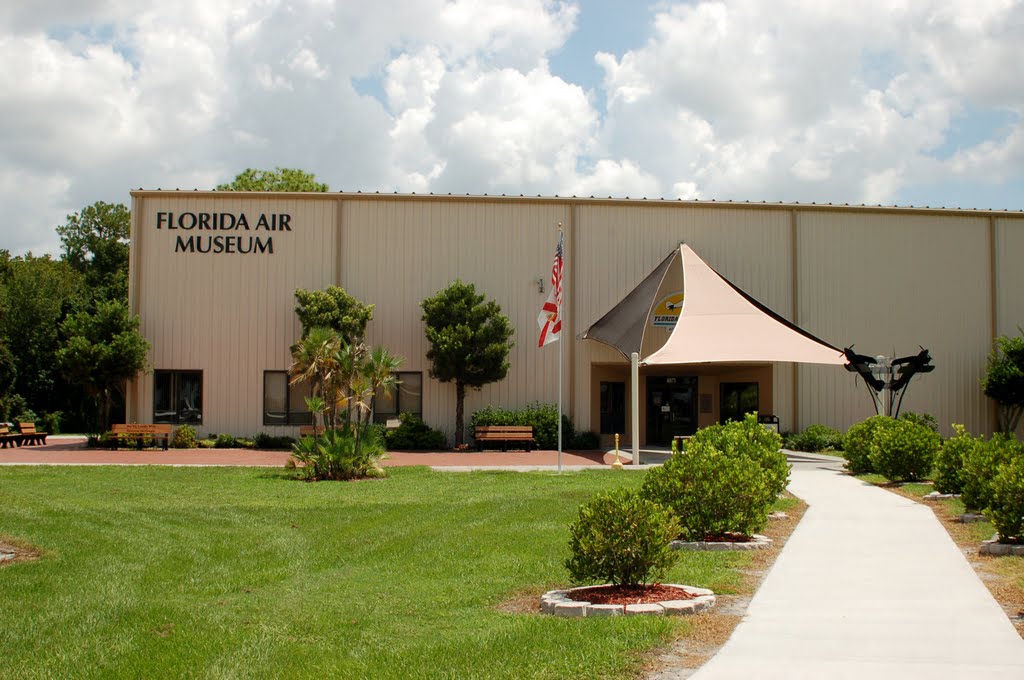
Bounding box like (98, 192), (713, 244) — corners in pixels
(651, 292), (684, 327)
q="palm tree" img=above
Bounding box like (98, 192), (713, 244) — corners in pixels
(329, 341), (368, 429)
(289, 327), (340, 429)
(363, 346), (403, 427)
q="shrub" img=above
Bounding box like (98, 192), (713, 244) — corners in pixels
(568, 430), (601, 450)
(565, 488), (681, 587)
(252, 432), (296, 450)
(688, 413), (790, 497)
(987, 456), (1024, 543)
(291, 424), (386, 481)
(782, 423), (844, 453)
(868, 418), (940, 481)
(214, 433), (238, 449)
(170, 424), (197, 449)
(933, 424), (977, 495)
(843, 415), (896, 474)
(470, 403), (574, 450)
(642, 440), (777, 540)
(899, 411), (938, 433)
(196, 438), (215, 449)
(962, 434), (1024, 512)
(43, 411), (62, 435)
(385, 413), (447, 450)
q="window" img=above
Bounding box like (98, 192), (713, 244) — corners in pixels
(720, 382), (759, 424)
(599, 381), (626, 435)
(263, 371), (313, 426)
(153, 370), (203, 424)
(373, 372), (422, 423)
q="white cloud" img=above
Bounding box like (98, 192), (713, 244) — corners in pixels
(1, 0), (1023, 256)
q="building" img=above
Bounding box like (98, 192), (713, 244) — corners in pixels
(126, 191), (1024, 444)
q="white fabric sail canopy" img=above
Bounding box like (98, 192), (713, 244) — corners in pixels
(642, 244), (846, 366)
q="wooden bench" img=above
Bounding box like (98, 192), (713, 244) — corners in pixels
(18, 422), (47, 446)
(298, 425), (325, 438)
(0, 424), (23, 448)
(111, 424), (172, 450)
(474, 425), (535, 451)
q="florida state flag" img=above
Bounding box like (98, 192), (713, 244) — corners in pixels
(537, 232), (564, 347)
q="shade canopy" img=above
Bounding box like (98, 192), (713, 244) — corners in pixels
(584, 244), (847, 366)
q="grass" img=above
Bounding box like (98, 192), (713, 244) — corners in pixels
(0, 465), (765, 679)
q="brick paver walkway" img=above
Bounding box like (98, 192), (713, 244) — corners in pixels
(0, 436), (615, 467)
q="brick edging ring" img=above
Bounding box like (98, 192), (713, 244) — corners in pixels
(540, 584), (716, 617)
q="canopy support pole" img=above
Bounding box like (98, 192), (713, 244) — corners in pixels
(631, 351), (639, 467)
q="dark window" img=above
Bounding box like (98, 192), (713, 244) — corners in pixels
(720, 382), (759, 424)
(599, 381), (626, 435)
(153, 370), (203, 424)
(263, 371), (313, 426)
(373, 372), (422, 423)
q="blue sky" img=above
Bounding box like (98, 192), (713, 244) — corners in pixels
(1, 0), (1022, 255)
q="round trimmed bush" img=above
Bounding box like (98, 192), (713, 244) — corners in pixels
(868, 418), (940, 481)
(987, 455), (1024, 544)
(783, 424), (844, 453)
(565, 488), (681, 587)
(933, 424), (977, 495)
(843, 415), (896, 474)
(962, 434), (1024, 512)
(170, 424), (197, 449)
(688, 413), (790, 497)
(643, 440), (777, 541)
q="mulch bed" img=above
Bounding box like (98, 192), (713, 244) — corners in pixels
(698, 532), (755, 543)
(571, 584), (697, 605)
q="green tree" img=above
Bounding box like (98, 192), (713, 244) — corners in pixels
(217, 167), (329, 192)
(0, 254), (84, 412)
(56, 201), (130, 302)
(982, 332), (1024, 434)
(294, 286), (374, 343)
(56, 300), (150, 432)
(421, 280), (515, 446)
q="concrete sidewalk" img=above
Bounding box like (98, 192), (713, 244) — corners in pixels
(690, 465), (1024, 680)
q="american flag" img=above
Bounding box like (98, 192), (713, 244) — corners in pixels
(537, 231), (564, 347)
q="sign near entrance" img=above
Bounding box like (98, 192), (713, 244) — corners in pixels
(651, 292), (684, 327)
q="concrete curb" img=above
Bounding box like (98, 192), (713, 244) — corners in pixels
(540, 584), (715, 617)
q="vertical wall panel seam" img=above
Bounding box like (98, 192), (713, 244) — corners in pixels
(989, 215), (998, 432)
(790, 209), (799, 432)
(342, 196), (350, 284)
(569, 203), (577, 421)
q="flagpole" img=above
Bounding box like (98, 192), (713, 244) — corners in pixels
(557, 223), (563, 473)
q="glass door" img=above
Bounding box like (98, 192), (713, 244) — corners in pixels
(646, 376), (698, 445)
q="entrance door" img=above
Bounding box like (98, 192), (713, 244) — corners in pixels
(646, 376), (698, 445)
(599, 381), (626, 435)
(720, 382), (759, 424)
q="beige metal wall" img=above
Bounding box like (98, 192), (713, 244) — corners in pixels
(127, 191), (1022, 439)
(995, 217), (1024, 436)
(129, 194), (338, 434)
(796, 211), (992, 435)
(338, 199), (571, 442)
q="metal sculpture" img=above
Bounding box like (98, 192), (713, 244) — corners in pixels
(843, 347), (935, 417)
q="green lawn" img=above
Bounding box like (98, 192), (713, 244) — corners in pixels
(0, 466), (754, 679)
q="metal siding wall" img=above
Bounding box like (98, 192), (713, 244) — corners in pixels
(797, 211), (991, 435)
(339, 199), (571, 442)
(130, 196), (336, 435)
(996, 218), (1024, 337)
(572, 205), (795, 432)
(995, 218), (1024, 437)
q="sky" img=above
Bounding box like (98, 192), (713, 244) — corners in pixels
(2, 0), (1023, 255)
